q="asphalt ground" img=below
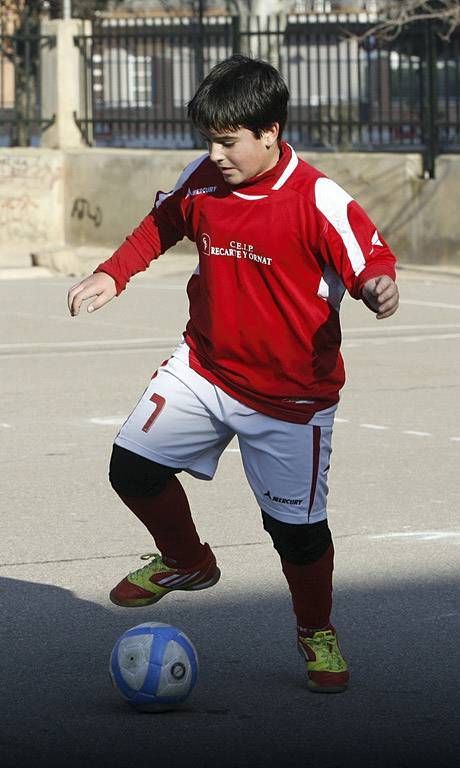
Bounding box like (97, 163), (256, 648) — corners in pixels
(0, 259), (459, 768)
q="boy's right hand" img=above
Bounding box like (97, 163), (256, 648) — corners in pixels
(67, 272), (117, 317)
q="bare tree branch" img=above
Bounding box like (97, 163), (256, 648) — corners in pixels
(356, 1), (460, 42)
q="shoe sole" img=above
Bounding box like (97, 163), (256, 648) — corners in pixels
(109, 567), (221, 607)
(298, 643), (349, 694)
(307, 680), (348, 694)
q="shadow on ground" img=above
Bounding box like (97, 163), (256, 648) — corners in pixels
(0, 575), (458, 768)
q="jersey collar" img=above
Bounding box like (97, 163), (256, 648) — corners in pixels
(230, 141), (298, 200)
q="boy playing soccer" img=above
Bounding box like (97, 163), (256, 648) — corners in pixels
(68, 56), (399, 693)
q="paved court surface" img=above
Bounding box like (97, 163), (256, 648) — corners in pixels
(0, 259), (459, 768)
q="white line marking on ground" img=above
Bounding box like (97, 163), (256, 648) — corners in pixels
(368, 530), (460, 541)
(135, 284), (188, 290)
(0, 348), (173, 360)
(89, 417), (125, 426)
(389, 332), (460, 342)
(338, 418), (457, 444)
(46, 314), (161, 332)
(400, 299), (460, 311)
(343, 332), (460, 348)
(0, 422), (12, 428)
(402, 430), (432, 437)
(0, 337), (178, 351)
(344, 323), (460, 333)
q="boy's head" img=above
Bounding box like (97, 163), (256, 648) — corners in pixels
(188, 55), (289, 139)
(188, 55), (290, 185)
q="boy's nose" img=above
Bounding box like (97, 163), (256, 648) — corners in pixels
(209, 143), (225, 164)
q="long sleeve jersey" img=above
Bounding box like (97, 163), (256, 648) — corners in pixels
(96, 142), (396, 424)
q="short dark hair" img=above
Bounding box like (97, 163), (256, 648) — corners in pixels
(187, 55), (289, 139)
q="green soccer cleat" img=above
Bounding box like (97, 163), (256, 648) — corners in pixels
(298, 627), (349, 693)
(110, 543), (220, 607)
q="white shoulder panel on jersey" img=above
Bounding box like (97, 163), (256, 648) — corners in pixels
(155, 153), (208, 209)
(314, 177), (366, 276)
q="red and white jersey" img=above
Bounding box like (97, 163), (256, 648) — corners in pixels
(96, 142), (396, 423)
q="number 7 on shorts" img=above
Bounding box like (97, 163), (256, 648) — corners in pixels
(142, 393), (166, 433)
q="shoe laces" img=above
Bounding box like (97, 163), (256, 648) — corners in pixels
(128, 552), (164, 579)
(300, 630), (347, 672)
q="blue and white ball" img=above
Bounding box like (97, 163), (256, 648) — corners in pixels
(109, 622), (198, 712)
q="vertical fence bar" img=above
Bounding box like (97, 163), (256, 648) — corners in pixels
(355, 35), (361, 147)
(134, 20), (140, 143)
(337, 34), (343, 146)
(455, 36), (460, 147)
(25, 18), (32, 143)
(87, 30), (93, 144)
(316, 30), (322, 146)
(12, 29), (19, 145)
(115, 21), (122, 145)
(231, 13), (240, 55)
(423, 19), (438, 178)
(195, 0), (205, 86)
(326, 30), (331, 146)
(346, 32), (352, 147)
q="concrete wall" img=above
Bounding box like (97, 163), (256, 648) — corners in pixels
(1, 147), (459, 268)
(0, 150), (65, 265)
(64, 149), (199, 250)
(64, 149), (460, 267)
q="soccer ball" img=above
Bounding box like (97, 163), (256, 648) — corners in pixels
(109, 622), (198, 712)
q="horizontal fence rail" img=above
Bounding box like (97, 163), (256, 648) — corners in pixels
(73, 13), (460, 175)
(0, 18), (55, 147)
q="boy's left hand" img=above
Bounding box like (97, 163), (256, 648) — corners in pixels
(361, 275), (399, 319)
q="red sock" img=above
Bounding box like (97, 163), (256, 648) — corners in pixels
(281, 543), (334, 631)
(118, 475), (206, 568)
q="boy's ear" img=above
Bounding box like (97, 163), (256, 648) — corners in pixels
(264, 122), (280, 148)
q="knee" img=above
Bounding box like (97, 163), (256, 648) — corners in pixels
(109, 444), (177, 498)
(261, 510), (332, 565)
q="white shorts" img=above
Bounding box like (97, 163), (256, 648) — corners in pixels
(114, 342), (336, 525)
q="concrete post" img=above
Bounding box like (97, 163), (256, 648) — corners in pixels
(40, 19), (88, 149)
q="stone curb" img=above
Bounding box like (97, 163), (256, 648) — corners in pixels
(0, 248), (459, 281)
(0, 266), (56, 279)
(0, 245), (199, 280)
(397, 263), (460, 278)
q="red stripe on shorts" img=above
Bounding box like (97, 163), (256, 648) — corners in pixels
(307, 425), (321, 522)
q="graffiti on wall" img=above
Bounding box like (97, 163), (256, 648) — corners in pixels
(71, 197), (103, 228)
(0, 155), (62, 189)
(0, 154), (62, 244)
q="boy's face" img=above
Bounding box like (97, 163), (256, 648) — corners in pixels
(201, 125), (280, 186)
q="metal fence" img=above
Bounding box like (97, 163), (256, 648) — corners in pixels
(74, 15), (238, 149)
(0, 16), (55, 147)
(2, 8), (460, 175)
(73, 12), (460, 175)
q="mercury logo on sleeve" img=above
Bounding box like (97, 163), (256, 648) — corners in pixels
(185, 185), (218, 198)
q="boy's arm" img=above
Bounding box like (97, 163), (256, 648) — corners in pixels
(315, 177), (398, 319)
(67, 187), (187, 316)
(95, 193), (186, 294)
